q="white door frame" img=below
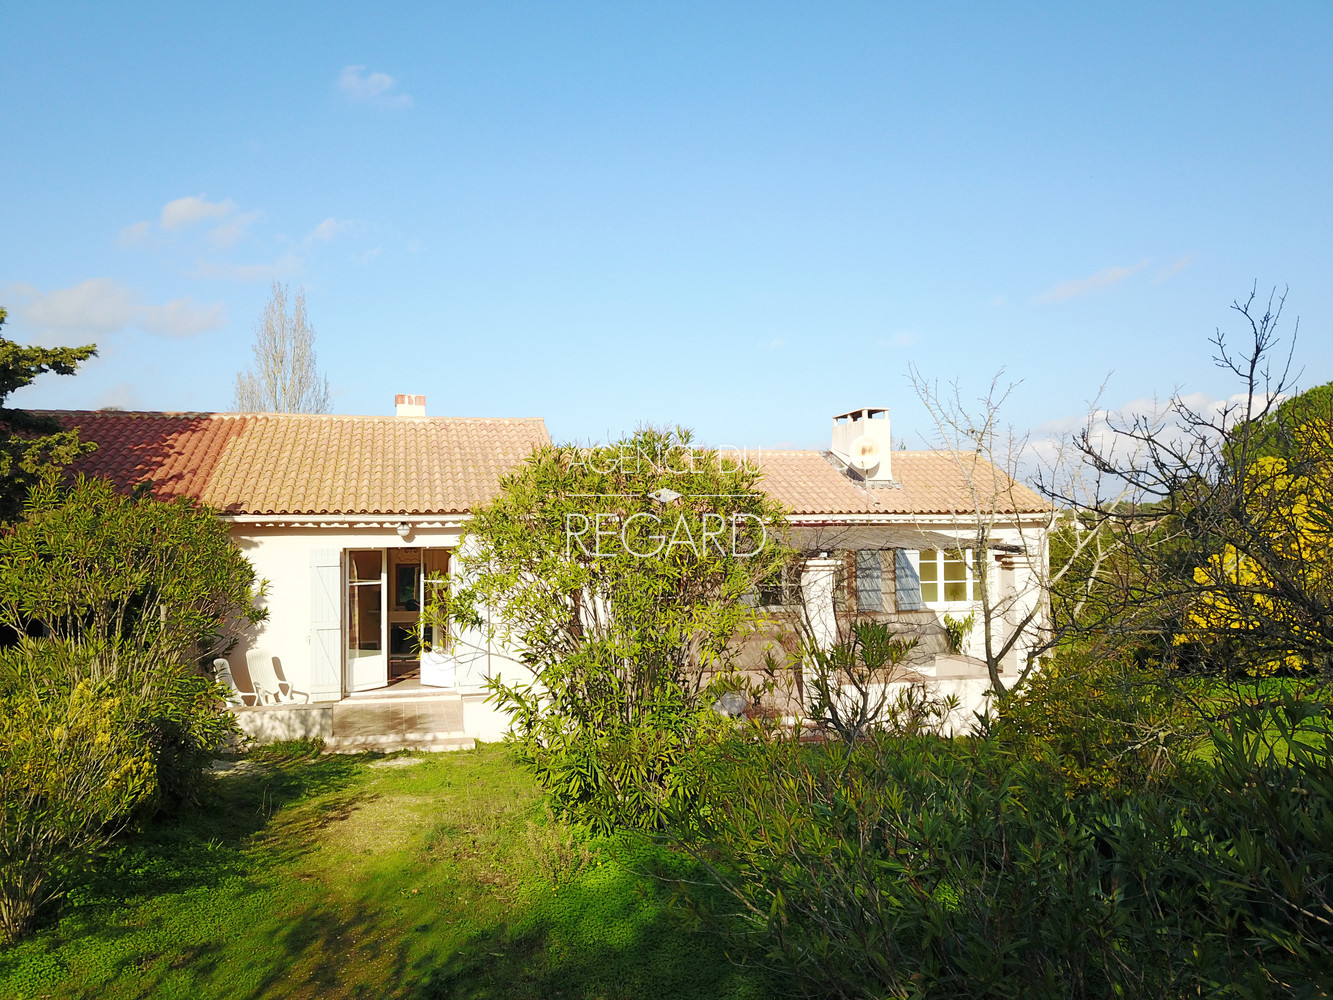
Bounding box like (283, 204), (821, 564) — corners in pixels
(345, 548), (389, 693)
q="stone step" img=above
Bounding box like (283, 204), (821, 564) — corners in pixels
(324, 733), (475, 754)
(331, 695), (465, 742)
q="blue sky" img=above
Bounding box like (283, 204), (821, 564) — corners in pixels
(2, 2), (1329, 451)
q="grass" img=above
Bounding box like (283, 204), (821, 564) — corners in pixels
(0, 742), (772, 1000)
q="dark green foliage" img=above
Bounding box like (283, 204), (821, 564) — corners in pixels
(993, 652), (1203, 792)
(0, 476), (264, 806)
(1239, 379), (1333, 463)
(0, 307), (97, 523)
(0, 477), (266, 941)
(675, 686), (1333, 998)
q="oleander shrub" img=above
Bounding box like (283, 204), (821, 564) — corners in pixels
(0, 475), (262, 808)
(674, 685), (1333, 999)
(447, 427), (793, 833)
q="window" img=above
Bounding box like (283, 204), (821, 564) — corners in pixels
(347, 549), (383, 655)
(422, 549), (450, 653)
(918, 548), (974, 604)
(758, 559), (803, 608)
(833, 552), (852, 612)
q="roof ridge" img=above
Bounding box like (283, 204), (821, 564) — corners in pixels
(754, 448), (979, 457)
(32, 409), (546, 423)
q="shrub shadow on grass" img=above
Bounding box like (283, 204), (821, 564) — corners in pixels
(0, 747), (379, 999)
(51, 746), (369, 929)
(407, 858), (772, 1000)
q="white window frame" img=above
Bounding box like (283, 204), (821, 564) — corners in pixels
(757, 561), (803, 610)
(917, 547), (977, 607)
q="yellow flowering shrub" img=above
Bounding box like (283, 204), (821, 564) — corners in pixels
(0, 679), (155, 944)
(1178, 422), (1333, 674)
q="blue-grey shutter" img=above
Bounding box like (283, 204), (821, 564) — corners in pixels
(895, 550), (923, 611)
(856, 550), (882, 612)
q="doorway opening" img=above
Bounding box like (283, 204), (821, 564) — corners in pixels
(344, 547), (451, 694)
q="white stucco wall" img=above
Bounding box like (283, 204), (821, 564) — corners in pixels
(789, 514), (1051, 681)
(219, 520), (527, 705)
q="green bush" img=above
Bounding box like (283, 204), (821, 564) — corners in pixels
(993, 652), (1201, 793)
(136, 668), (241, 808)
(507, 679), (736, 834)
(454, 427), (793, 833)
(675, 691), (1333, 998)
(0, 476), (261, 809)
(0, 677), (154, 944)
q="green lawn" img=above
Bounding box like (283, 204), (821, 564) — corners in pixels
(0, 743), (771, 1000)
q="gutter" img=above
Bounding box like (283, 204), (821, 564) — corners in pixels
(220, 513), (473, 529)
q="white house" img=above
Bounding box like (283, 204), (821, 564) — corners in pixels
(747, 407), (1052, 727)
(53, 399), (1049, 746)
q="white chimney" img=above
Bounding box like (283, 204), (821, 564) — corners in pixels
(395, 393), (427, 417)
(830, 407), (893, 483)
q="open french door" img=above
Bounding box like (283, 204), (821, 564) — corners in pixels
(346, 549), (388, 692)
(419, 549), (454, 687)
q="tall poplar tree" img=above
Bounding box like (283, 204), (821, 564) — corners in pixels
(233, 282), (331, 413)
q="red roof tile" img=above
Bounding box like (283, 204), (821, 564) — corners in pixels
(756, 450), (1049, 516)
(46, 411), (550, 516)
(42, 411), (1044, 520)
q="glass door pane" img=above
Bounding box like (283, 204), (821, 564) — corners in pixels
(346, 549), (387, 691)
(420, 548), (454, 688)
(422, 548), (450, 652)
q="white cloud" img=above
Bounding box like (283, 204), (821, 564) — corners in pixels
(161, 195), (237, 231)
(1036, 259), (1147, 303)
(338, 65), (413, 108)
(1155, 253), (1195, 283)
(766, 337), (786, 350)
(139, 297), (226, 337)
(209, 210), (265, 248)
(5, 278), (226, 341)
(192, 253), (303, 282)
(306, 217), (350, 243)
(1024, 388), (1285, 476)
(17, 278), (138, 335)
(874, 331), (917, 349)
(117, 221), (151, 247)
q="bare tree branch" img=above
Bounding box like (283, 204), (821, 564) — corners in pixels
(233, 282), (331, 414)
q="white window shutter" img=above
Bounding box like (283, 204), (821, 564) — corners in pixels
(309, 549), (342, 696)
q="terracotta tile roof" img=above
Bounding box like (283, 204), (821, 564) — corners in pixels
(44, 410), (550, 516)
(756, 450), (1050, 517)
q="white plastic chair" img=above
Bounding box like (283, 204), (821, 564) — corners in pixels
(213, 658), (255, 707)
(244, 648), (310, 705)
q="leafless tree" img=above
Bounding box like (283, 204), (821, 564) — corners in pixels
(1049, 287), (1332, 675)
(233, 282), (331, 413)
(908, 366), (1136, 694)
